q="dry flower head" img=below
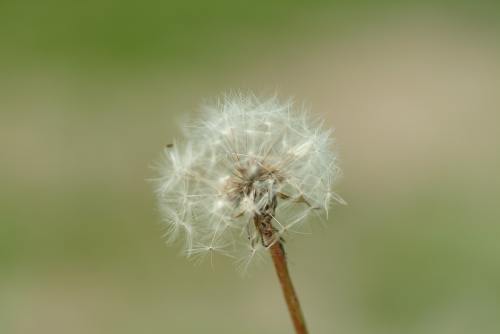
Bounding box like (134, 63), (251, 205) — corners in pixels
(153, 94), (342, 269)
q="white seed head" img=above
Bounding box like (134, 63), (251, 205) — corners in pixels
(153, 93), (342, 266)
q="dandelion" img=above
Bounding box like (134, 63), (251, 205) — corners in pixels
(152, 93), (342, 334)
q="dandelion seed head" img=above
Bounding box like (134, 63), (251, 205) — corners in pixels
(153, 93), (341, 267)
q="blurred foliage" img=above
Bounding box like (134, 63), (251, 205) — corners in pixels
(0, 0), (499, 71)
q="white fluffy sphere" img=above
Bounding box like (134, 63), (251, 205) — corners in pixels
(153, 94), (342, 268)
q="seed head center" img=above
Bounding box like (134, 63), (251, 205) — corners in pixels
(223, 160), (284, 211)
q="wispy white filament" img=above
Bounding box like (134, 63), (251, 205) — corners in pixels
(153, 94), (342, 267)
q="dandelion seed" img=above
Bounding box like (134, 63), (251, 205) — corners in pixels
(153, 93), (342, 264)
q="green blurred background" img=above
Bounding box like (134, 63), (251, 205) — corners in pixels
(1, 1), (499, 333)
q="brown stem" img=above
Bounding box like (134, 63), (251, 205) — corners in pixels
(269, 241), (309, 334)
(254, 215), (309, 334)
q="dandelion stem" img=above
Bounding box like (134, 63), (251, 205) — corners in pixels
(254, 215), (308, 334)
(269, 241), (309, 334)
